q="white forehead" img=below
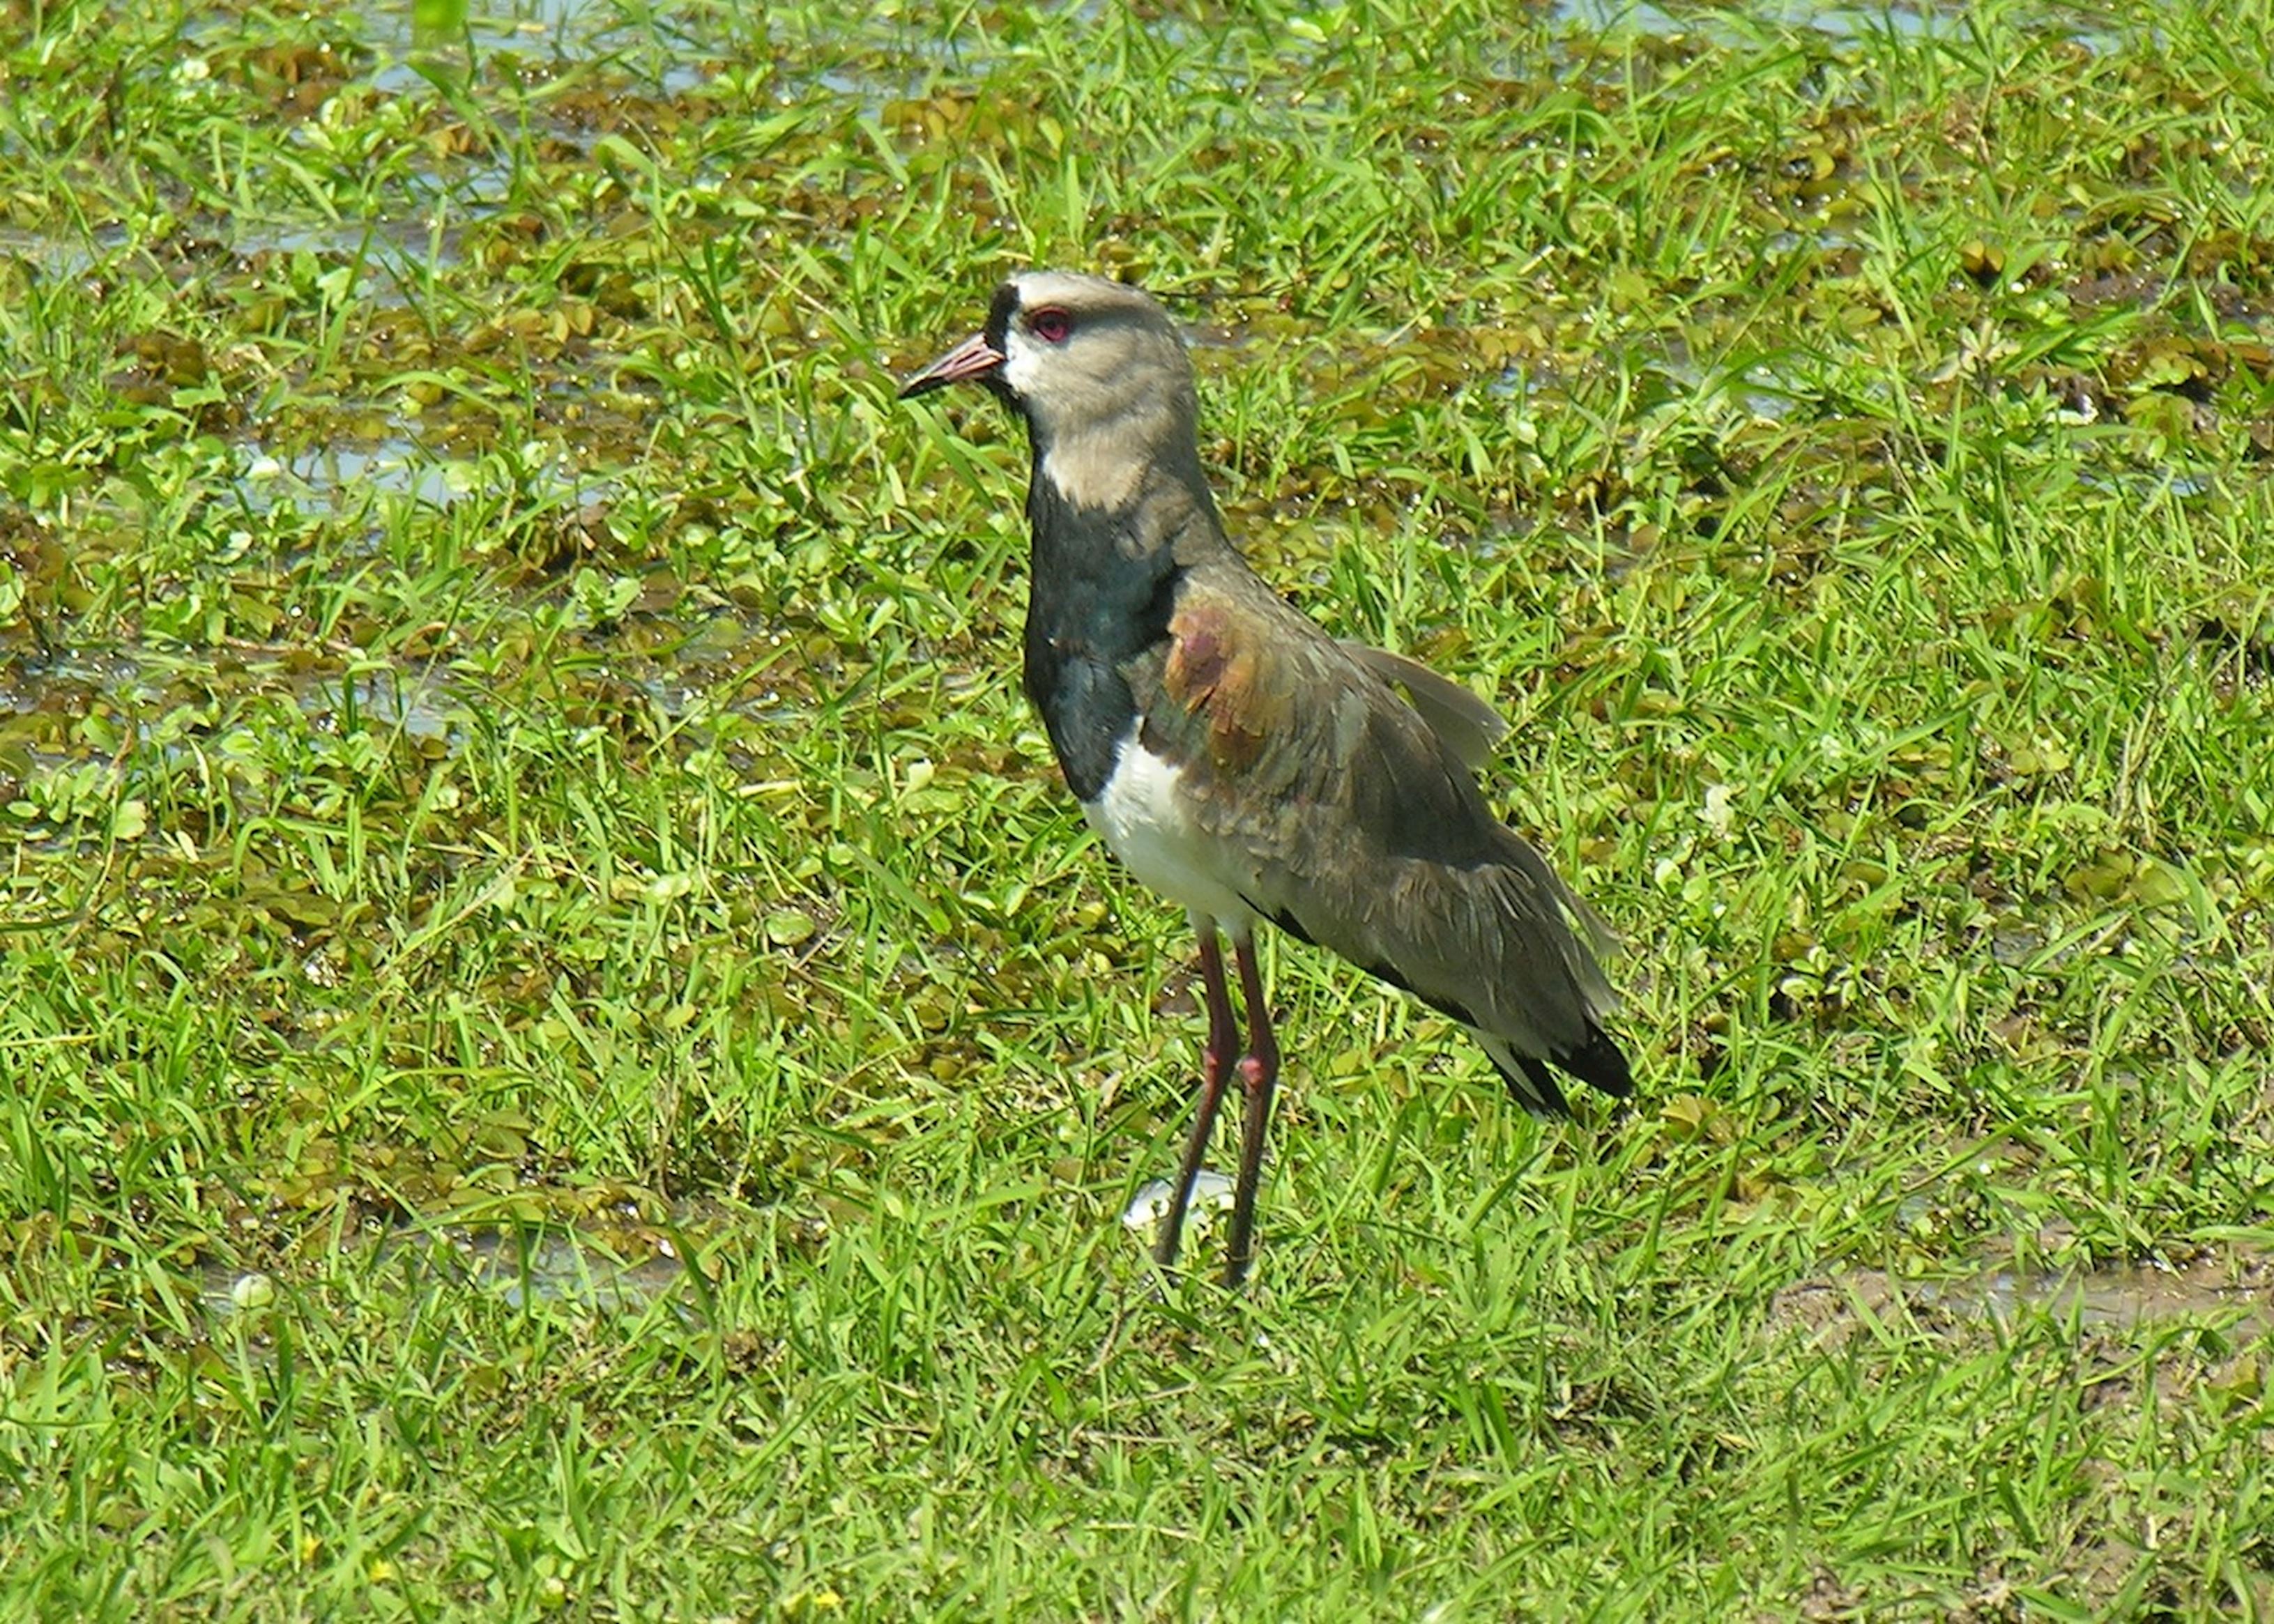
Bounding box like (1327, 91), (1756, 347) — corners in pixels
(1007, 270), (1144, 311)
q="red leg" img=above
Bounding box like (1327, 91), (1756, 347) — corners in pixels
(1155, 926), (1241, 1272)
(1222, 935), (1279, 1287)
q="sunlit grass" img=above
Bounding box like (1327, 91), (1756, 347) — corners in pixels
(1, 0), (2271, 1616)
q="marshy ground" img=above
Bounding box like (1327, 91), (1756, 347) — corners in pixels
(2, 0), (2272, 1616)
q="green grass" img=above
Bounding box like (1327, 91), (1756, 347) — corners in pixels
(3, 0), (2273, 1615)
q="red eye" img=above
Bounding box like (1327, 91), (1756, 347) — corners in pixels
(1029, 307), (1072, 343)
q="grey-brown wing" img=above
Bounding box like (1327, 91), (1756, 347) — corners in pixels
(1336, 639), (1510, 771)
(1140, 581), (1617, 1060)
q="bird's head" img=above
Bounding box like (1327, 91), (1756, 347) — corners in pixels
(901, 271), (1203, 511)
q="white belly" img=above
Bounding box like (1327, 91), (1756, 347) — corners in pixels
(1081, 737), (1256, 930)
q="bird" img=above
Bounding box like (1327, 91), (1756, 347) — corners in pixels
(900, 270), (1631, 1287)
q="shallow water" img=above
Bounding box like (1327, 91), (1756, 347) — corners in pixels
(202, 1220), (695, 1326)
(1773, 1253), (2272, 1345)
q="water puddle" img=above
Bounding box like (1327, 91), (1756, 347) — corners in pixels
(223, 211), (475, 311)
(1553, 0), (1695, 37)
(296, 663), (463, 744)
(1551, 0), (2123, 51)
(616, 611), (814, 723)
(381, 1223), (694, 1314)
(0, 224), (125, 282)
(2, 601), (792, 813)
(351, 0), (723, 97)
(0, 650), (155, 717)
(242, 439), (472, 511)
(0, 642), (478, 841)
(1920, 1262), (2269, 1335)
(203, 1221), (696, 1326)
(1771, 1252), (2273, 1347)
(234, 434), (618, 530)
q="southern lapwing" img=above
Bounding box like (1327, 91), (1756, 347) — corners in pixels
(901, 271), (1631, 1287)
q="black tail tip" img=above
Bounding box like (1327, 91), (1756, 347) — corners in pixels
(1492, 1025), (1635, 1118)
(1559, 1025), (1634, 1101)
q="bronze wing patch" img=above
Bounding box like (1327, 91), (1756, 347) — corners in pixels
(1160, 602), (1285, 774)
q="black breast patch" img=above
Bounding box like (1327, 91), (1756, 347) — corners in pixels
(1021, 473), (1180, 801)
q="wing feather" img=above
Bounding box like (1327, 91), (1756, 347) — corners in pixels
(1129, 569), (1619, 1080)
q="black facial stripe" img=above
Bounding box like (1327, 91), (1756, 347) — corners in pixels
(984, 282), (1021, 356)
